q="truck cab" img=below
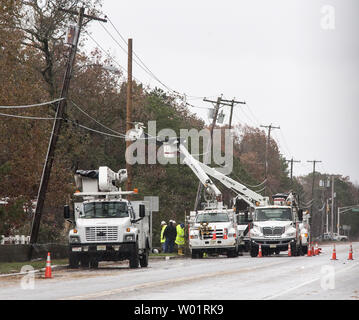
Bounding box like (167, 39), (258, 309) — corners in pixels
(249, 193), (307, 257)
(65, 167), (152, 269)
(188, 208), (239, 258)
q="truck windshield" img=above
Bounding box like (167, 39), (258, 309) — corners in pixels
(254, 208), (292, 221)
(82, 202), (129, 218)
(196, 212), (229, 223)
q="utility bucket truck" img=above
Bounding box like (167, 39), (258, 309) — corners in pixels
(193, 161), (270, 253)
(163, 138), (239, 259)
(248, 193), (309, 257)
(64, 166), (152, 269)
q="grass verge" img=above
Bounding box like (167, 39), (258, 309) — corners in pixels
(0, 259), (68, 275)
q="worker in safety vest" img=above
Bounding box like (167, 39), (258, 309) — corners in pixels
(160, 221), (167, 253)
(175, 223), (185, 255)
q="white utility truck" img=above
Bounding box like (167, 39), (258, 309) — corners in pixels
(64, 166), (152, 269)
(248, 193), (308, 257)
(193, 161), (270, 253)
(163, 138), (239, 258)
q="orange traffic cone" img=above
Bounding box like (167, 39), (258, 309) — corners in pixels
(45, 252), (52, 278)
(288, 243), (292, 257)
(212, 226), (217, 240)
(311, 243), (315, 256)
(258, 244), (263, 258)
(315, 243), (319, 255)
(223, 228), (228, 240)
(348, 243), (354, 260)
(307, 245), (312, 257)
(331, 244), (337, 260)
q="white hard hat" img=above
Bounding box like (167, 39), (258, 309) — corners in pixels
(161, 221), (166, 225)
(172, 220), (176, 224)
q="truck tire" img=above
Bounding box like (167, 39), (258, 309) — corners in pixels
(140, 249), (149, 268)
(250, 245), (258, 257)
(80, 255), (90, 268)
(89, 258), (98, 269)
(69, 252), (79, 269)
(129, 243), (139, 268)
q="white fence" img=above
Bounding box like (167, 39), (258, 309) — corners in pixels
(1, 235), (30, 245)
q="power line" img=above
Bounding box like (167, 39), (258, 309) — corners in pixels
(0, 112), (60, 120)
(0, 98), (64, 109)
(70, 100), (125, 137)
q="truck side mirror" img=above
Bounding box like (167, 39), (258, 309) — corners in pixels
(298, 209), (303, 221)
(64, 205), (70, 219)
(139, 204), (146, 218)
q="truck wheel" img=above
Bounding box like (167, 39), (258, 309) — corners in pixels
(140, 249), (149, 268)
(80, 256), (90, 268)
(250, 245), (258, 257)
(89, 258), (98, 269)
(69, 252), (79, 269)
(129, 243), (139, 268)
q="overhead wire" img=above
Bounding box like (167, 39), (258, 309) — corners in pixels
(0, 98), (64, 109)
(0, 112), (60, 120)
(70, 100), (126, 137)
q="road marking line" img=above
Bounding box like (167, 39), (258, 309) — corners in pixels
(263, 262), (359, 300)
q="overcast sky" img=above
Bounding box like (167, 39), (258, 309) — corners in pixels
(86, 0), (359, 184)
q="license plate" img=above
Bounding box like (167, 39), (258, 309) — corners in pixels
(210, 240), (216, 245)
(97, 245), (106, 251)
(72, 247), (81, 252)
(270, 244), (277, 248)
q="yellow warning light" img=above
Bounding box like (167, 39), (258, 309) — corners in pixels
(75, 190), (80, 193)
(133, 188), (138, 194)
(255, 202), (260, 206)
(73, 229), (78, 234)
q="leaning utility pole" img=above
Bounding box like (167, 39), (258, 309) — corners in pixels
(260, 124), (280, 195)
(126, 38), (133, 195)
(29, 7), (106, 257)
(285, 158), (301, 187)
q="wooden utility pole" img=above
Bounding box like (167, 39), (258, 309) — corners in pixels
(307, 159), (322, 237)
(219, 98), (246, 129)
(260, 124), (280, 195)
(126, 38), (133, 194)
(285, 158), (301, 187)
(29, 7), (106, 257)
(193, 95), (241, 210)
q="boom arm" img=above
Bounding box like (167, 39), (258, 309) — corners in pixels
(178, 143), (223, 208)
(194, 160), (269, 208)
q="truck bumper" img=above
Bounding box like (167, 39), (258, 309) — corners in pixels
(250, 237), (295, 250)
(69, 242), (135, 260)
(190, 238), (237, 253)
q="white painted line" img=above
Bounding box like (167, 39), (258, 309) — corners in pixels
(264, 261), (359, 300)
